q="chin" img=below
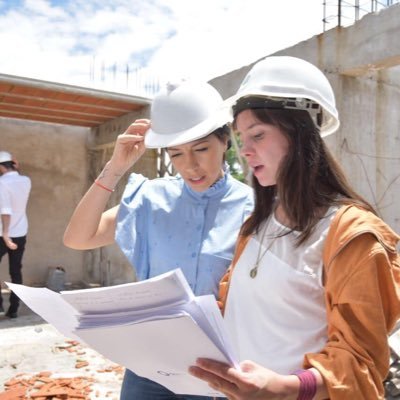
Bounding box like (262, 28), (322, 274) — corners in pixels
(257, 178), (276, 187)
(187, 181), (209, 192)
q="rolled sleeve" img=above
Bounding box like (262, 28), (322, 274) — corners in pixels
(304, 234), (400, 400)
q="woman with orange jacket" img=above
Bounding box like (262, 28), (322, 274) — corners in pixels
(189, 56), (400, 400)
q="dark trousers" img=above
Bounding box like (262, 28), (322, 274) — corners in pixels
(120, 369), (216, 400)
(0, 235), (26, 313)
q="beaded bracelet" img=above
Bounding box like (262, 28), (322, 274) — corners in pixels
(291, 369), (317, 400)
(94, 179), (114, 193)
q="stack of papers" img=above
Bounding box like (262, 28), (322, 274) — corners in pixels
(7, 269), (238, 397)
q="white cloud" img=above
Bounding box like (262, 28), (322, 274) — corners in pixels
(147, 0), (324, 80)
(0, 0), (325, 95)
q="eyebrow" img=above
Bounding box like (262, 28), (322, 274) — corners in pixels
(246, 122), (264, 130)
(235, 121), (263, 136)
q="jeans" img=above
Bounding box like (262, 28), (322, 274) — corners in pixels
(120, 369), (216, 400)
(0, 236), (26, 313)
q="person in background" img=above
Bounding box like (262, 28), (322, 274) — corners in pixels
(0, 151), (32, 318)
(189, 56), (400, 400)
(63, 81), (254, 400)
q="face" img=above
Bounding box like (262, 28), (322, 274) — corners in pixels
(167, 134), (228, 192)
(235, 109), (289, 187)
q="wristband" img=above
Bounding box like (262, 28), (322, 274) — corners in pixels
(94, 179), (114, 193)
(291, 369), (317, 400)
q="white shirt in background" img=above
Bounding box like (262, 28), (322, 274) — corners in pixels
(0, 171), (31, 237)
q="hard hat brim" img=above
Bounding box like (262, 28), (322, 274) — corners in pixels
(224, 90), (340, 137)
(144, 107), (231, 148)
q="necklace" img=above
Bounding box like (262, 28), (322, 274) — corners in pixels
(249, 220), (278, 278)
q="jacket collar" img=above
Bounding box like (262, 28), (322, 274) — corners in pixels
(323, 204), (399, 265)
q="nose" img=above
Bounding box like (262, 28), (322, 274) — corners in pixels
(184, 153), (199, 171)
(239, 139), (254, 159)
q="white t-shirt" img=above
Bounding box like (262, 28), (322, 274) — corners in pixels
(224, 207), (337, 374)
(0, 171), (31, 237)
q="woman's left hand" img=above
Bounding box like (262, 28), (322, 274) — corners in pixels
(189, 358), (299, 400)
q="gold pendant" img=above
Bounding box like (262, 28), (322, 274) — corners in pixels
(250, 265), (258, 278)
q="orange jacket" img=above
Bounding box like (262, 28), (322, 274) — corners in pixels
(218, 205), (400, 400)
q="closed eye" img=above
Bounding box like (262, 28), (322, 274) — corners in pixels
(195, 147), (208, 152)
(253, 133), (264, 141)
(169, 152), (182, 158)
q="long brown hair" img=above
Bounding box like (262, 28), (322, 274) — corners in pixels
(238, 108), (376, 246)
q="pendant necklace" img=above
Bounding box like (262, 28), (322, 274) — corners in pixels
(249, 219), (278, 279)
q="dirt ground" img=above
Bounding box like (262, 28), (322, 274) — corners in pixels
(0, 290), (124, 399)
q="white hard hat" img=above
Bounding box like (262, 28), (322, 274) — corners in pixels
(227, 56), (340, 136)
(0, 151), (12, 163)
(145, 81), (230, 148)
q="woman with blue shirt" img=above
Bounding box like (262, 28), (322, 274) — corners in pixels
(63, 81), (254, 400)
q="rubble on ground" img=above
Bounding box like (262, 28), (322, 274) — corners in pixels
(0, 319), (124, 400)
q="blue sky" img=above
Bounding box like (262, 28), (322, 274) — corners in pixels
(0, 0), (331, 96)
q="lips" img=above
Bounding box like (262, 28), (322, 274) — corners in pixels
(189, 176), (206, 184)
(251, 165), (263, 173)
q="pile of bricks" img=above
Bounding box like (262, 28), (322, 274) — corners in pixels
(0, 371), (93, 399)
(0, 338), (125, 399)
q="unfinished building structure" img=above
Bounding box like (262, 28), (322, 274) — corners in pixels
(1, 3), (399, 288)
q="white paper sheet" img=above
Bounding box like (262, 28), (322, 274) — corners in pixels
(60, 268), (194, 314)
(6, 282), (80, 341)
(5, 269), (238, 396)
(77, 314), (228, 396)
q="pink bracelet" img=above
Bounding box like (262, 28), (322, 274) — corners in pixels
(94, 179), (114, 193)
(291, 369), (317, 400)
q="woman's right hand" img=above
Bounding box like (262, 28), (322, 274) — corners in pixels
(108, 119), (150, 175)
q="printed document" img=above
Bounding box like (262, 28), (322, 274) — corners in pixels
(7, 269), (238, 397)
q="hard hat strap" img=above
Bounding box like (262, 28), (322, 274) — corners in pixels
(233, 95), (322, 127)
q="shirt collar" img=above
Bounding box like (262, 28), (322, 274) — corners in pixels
(183, 167), (231, 201)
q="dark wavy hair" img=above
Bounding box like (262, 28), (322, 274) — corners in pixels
(212, 124), (232, 149)
(237, 108), (376, 246)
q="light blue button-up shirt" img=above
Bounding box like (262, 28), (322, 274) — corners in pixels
(115, 171), (253, 297)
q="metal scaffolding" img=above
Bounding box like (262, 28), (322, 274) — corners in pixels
(323, 0), (400, 30)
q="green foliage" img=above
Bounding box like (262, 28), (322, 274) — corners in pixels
(226, 146), (245, 182)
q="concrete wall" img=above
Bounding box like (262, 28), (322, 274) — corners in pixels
(0, 117), (89, 287)
(210, 3), (400, 235)
(0, 107), (157, 288)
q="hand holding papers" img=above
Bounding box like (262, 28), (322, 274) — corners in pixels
(6, 269), (238, 397)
